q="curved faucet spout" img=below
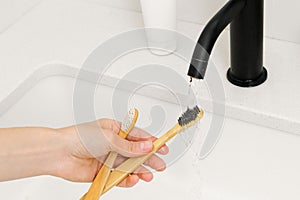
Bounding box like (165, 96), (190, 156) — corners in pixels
(188, 0), (246, 79)
(188, 0), (268, 87)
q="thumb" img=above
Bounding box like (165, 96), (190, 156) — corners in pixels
(110, 135), (153, 157)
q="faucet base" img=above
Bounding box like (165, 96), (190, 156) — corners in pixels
(227, 67), (267, 87)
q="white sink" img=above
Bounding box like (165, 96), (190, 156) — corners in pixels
(0, 64), (300, 200)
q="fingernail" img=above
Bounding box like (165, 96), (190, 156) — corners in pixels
(140, 141), (153, 151)
(161, 146), (167, 153)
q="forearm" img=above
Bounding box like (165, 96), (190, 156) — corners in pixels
(0, 127), (67, 181)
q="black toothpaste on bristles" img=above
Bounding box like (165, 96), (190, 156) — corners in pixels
(178, 106), (201, 126)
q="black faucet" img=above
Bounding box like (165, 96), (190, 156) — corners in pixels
(188, 0), (267, 87)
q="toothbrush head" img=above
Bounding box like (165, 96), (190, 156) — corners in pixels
(178, 106), (204, 128)
(119, 108), (139, 138)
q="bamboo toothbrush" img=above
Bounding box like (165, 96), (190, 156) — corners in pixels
(102, 106), (204, 194)
(81, 108), (139, 200)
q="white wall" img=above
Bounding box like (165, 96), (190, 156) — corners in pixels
(86, 0), (300, 44)
(0, 0), (42, 33)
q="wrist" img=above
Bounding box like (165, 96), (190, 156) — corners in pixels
(49, 126), (91, 180)
(42, 128), (70, 178)
(0, 127), (70, 181)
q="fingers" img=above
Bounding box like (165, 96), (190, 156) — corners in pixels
(113, 153), (166, 188)
(108, 133), (153, 157)
(144, 154), (166, 171)
(97, 119), (121, 134)
(113, 154), (166, 173)
(134, 166), (153, 182)
(126, 127), (155, 141)
(117, 175), (139, 188)
(116, 158), (164, 188)
(99, 120), (169, 156)
(157, 144), (169, 155)
(117, 166), (153, 188)
(127, 127), (169, 155)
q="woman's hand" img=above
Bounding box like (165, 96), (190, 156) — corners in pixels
(54, 119), (169, 188)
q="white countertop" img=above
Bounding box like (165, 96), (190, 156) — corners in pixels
(0, 0), (299, 135)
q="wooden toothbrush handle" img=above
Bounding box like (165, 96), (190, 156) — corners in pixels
(81, 108), (139, 199)
(80, 126), (135, 199)
(80, 152), (118, 200)
(102, 123), (182, 194)
(81, 131), (134, 200)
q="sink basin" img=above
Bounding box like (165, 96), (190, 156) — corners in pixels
(0, 67), (204, 200)
(0, 64), (300, 200)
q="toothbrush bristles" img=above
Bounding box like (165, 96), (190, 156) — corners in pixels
(178, 106), (202, 127)
(121, 108), (136, 132)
